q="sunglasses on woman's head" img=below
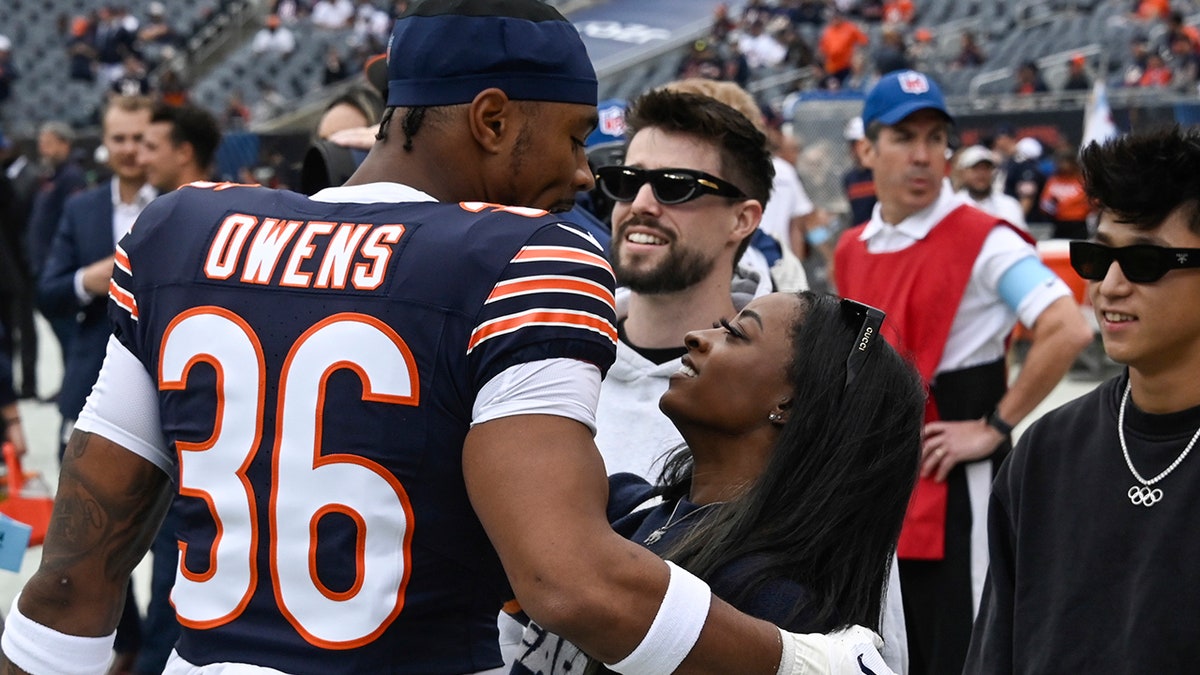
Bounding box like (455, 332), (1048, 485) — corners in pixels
(594, 165), (748, 205)
(1069, 241), (1200, 283)
(840, 299), (886, 392)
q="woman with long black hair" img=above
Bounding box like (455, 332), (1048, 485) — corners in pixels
(513, 291), (925, 674)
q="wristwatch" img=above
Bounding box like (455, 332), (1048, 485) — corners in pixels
(986, 408), (1013, 437)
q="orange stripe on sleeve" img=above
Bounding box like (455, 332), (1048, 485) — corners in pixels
(108, 280), (139, 320)
(485, 275), (615, 307)
(467, 309), (617, 353)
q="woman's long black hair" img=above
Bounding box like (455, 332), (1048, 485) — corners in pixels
(657, 291), (924, 633)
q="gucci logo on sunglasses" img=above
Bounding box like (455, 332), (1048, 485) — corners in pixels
(840, 299), (886, 392)
(594, 165), (748, 205)
(1069, 241), (1200, 283)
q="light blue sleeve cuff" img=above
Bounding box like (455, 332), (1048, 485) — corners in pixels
(997, 255), (1058, 313)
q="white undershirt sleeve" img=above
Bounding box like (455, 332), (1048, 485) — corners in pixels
(75, 335), (174, 477)
(472, 358), (601, 435)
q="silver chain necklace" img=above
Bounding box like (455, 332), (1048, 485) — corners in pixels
(1119, 381), (1200, 507)
(643, 500), (722, 545)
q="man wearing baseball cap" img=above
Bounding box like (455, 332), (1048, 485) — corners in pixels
(833, 70), (1092, 675)
(955, 145), (1027, 230)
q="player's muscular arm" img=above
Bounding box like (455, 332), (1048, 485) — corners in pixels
(0, 432), (172, 675)
(464, 415), (782, 673)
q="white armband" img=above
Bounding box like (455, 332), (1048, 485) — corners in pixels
(607, 561), (711, 675)
(1, 595), (116, 675)
(777, 625), (896, 675)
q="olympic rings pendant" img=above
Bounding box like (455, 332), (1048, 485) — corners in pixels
(1128, 485), (1163, 507)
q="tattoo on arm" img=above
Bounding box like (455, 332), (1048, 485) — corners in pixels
(11, 432), (172, 640)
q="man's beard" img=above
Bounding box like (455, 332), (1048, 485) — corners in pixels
(610, 217), (719, 294)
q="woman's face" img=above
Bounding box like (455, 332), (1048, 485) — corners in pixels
(660, 293), (800, 434)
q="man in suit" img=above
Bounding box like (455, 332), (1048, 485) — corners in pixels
(25, 121), (88, 359)
(34, 94), (155, 672)
(38, 95), (156, 455)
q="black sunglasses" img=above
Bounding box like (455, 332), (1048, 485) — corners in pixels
(1069, 241), (1200, 283)
(594, 165), (748, 205)
(840, 298), (887, 392)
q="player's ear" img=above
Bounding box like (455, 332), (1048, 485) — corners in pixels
(468, 88), (514, 155)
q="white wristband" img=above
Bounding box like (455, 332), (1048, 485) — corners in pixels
(607, 560), (711, 675)
(1, 594), (116, 675)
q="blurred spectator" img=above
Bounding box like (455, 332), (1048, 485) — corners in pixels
(158, 67), (190, 107)
(0, 36), (15, 108)
(710, 2), (737, 42)
(772, 18), (816, 68)
(841, 116), (876, 228)
(955, 145), (1027, 230)
(1139, 51), (1173, 87)
(738, 19), (788, 70)
(252, 14), (296, 55)
(67, 16), (98, 83)
(1169, 35), (1200, 91)
(0, 135), (37, 401)
(26, 121), (87, 357)
(222, 90), (252, 131)
(760, 122), (819, 262)
(1164, 11), (1200, 54)
(818, 10), (869, 87)
(843, 48), (876, 91)
(874, 27), (911, 75)
(110, 53), (151, 97)
(1015, 60), (1048, 94)
(94, 6), (138, 86)
(989, 124), (1018, 193)
(322, 46), (351, 85)
(677, 39), (726, 80)
(351, 0), (391, 51)
(1038, 147), (1090, 239)
(1123, 36), (1152, 85)
(953, 31), (986, 69)
(137, 2), (182, 67)
(311, 0), (355, 29)
(908, 27), (936, 72)
(883, 0), (915, 27)
(1063, 53), (1092, 91)
(1005, 137), (1047, 223)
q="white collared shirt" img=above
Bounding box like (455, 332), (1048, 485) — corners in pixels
(857, 183), (1069, 372)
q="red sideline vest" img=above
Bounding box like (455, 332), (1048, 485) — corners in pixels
(834, 204), (1033, 560)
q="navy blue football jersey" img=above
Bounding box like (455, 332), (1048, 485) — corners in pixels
(107, 183), (617, 673)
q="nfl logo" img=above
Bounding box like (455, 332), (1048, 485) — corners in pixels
(599, 105), (626, 138)
(898, 72), (930, 95)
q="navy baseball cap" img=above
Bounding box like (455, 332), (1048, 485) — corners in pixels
(862, 70), (951, 128)
(385, 0), (597, 108)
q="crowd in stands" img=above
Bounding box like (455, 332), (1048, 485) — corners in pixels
(669, 0), (1200, 101)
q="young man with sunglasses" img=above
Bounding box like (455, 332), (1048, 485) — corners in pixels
(833, 70), (1093, 675)
(966, 127), (1200, 672)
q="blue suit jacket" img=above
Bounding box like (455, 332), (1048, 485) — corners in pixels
(37, 184), (117, 420)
